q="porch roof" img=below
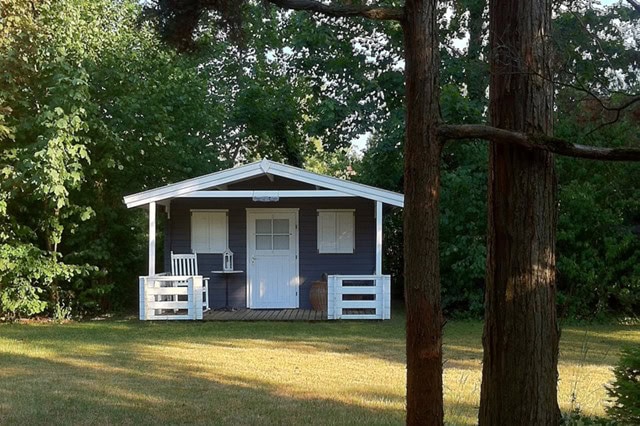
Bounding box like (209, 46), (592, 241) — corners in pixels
(123, 159), (404, 208)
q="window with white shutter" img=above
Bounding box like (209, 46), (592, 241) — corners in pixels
(317, 209), (355, 254)
(191, 210), (228, 253)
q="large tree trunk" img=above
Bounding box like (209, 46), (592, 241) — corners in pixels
(479, 0), (561, 424)
(402, 1), (443, 425)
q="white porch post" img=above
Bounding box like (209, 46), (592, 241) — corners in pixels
(375, 201), (383, 275)
(148, 201), (156, 276)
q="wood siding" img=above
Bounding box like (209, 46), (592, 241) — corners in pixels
(227, 175), (316, 190)
(166, 196), (376, 309)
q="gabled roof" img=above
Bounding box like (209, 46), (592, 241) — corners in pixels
(123, 159), (404, 208)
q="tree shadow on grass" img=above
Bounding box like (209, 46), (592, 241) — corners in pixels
(0, 351), (406, 426)
(0, 318), (409, 365)
(0, 317), (492, 425)
(1, 304), (484, 369)
(0, 348), (484, 426)
(559, 326), (640, 365)
(0, 315), (487, 377)
(0, 320), (516, 426)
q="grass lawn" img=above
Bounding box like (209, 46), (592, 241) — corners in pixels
(0, 308), (638, 426)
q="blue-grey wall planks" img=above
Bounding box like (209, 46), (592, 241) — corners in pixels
(165, 191), (375, 309)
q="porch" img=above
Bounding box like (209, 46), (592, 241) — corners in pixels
(139, 274), (391, 320)
(204, 308), (327, 321)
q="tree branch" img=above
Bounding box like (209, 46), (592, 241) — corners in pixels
(438, 124), (640, 161)
(265, 0), (404, 21)
(627, 0), (640, 13)
(582, 96), (639, 137)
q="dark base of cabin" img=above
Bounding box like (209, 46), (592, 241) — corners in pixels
(203, 308), (328, 321)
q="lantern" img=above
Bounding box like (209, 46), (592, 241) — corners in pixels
(223, 248), (234, 272)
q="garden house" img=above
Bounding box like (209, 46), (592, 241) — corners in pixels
(124, 159), (404, 320)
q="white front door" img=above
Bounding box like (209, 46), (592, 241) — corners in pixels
(247, 209), (299, 308)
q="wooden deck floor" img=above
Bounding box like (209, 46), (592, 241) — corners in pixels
(203, 308), (327, 321)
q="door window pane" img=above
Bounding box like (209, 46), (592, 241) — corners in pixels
(256, 235), (272, 250)
(273, 219), (289, 234)
(256, 219), (272, 234)
(273, 235), (289, 250)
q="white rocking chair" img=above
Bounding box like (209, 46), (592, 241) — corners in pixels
(170, 251), (210, 311)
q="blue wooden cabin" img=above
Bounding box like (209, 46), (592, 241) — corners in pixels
(124, 159), (404, 320)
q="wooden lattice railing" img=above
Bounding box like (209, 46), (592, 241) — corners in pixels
(327, 275), (391, 320)
(139, 275), (204, 320)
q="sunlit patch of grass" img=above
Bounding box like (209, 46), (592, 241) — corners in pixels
(444, 369), (482, 426)
(556, 324), (638, 419)
(0, 311), (637, 425)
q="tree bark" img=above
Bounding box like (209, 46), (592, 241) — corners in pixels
(479, 0), (561, 424)
(402, 1), (443, 425)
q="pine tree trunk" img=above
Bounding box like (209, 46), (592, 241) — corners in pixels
(479, 0), (561, 424)
(402, 1), (443, 425)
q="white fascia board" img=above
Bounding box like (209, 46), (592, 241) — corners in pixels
(176, 190), (355, 198)
(123, 162), (264, 208)
(124, 159), (404, 209)
(268, 163), (405, 207)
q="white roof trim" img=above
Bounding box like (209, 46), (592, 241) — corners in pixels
(259, 158), (271, 173)
(175, 190), (355, 199)
(123, 159), (404, 208)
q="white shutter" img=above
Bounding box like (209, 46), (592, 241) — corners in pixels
(209, 212), (227, 252)
(191, 210), (228, 253)
(317, 210), (355, 254)
(318, 211), (336, 253)
(336, 211), (354, 253)
(191, 212), (210, 253)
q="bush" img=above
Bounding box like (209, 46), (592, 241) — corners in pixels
(607, 346), (640, 424)
(0, 243), (90, 320)
(561, 410), (614, 425)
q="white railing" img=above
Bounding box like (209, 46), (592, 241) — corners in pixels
(139, 275), (203, 320)
(327, 275), (391, 320)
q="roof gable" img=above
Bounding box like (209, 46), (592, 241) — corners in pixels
(227, 175), (317, 190)
(123, 159), (404, 208)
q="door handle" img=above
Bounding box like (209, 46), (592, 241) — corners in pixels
(251, 256), (256, 264)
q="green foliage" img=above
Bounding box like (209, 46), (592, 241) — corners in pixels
(439, 149), (487, 317)
(0, 0), (96, 317)
(556, 112), (640, 319)
(438, 84), (487, 317)
(2, 0), (638, 321)
(353, 121), (405, 298)
(194, 5), (405, 156)
(0, 244), (48, 319)
(356, 113), (404, 192)
(560, 411), (614, 426)
(2, 0), (416, 318)
(556, 178), (640, 319)
(304, 139), (358, 179)
(0, 0), (227, 317)
(356, 89), (488, 316)
(0, 243), (89, 320)
(230, 64), (309, 166)
(553, 4), (639, 95)
(607, 346), (640, 424)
